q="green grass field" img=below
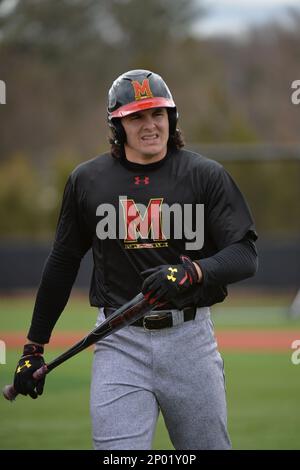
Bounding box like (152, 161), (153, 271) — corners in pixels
(1, 292), (300, 450)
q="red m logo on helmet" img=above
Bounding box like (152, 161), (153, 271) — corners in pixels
(131, 79), (153, 100)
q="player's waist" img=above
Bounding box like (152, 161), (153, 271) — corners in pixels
(103, 305), (208, 331)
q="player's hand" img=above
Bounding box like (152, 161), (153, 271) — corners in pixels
(141, 255), (199, 304)
(13, 344), (46, 399)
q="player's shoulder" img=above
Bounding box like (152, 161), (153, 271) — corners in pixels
(174, 148), (224, 174)
(69, 152), (117, 184)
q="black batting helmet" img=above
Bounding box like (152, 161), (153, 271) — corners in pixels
(107, 69), (178, 143)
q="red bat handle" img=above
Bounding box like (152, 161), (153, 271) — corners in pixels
(2, 364), (48, 401)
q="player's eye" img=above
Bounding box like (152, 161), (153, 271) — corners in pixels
(153, 109), (165, 117)
(130, 113), (141, 120)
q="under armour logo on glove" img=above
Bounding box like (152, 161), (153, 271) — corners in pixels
(167, 267), (178, 282)
(13, 344), (46, 399)
(17, 360), (32, 373)
(141, 255), (199, 304)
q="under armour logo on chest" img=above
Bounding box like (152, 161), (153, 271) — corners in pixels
(134, 176), (150, 185)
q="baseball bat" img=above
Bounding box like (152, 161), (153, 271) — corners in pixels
(3, 292), (158, 401)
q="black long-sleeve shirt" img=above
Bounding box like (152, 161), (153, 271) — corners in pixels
(28, 149), (258, 343)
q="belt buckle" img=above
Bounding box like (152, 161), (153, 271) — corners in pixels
(143, 314), (161, 331)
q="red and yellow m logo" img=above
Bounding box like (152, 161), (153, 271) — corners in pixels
(131, 79), (153, 101)
(120, 198), (165, 242)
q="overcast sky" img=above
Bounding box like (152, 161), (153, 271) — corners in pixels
(196, 0), (300, 36)
(0, 0), (299, 38)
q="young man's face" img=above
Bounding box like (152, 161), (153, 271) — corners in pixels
(121, 107), (169, 163)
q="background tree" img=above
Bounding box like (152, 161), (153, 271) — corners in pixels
(0, 0), (299, 237)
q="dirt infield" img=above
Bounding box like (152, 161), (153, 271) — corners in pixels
(2, 330), (300, 351)
(215, 330), (300, 351)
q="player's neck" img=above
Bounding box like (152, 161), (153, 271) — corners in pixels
(124, 146), (167, 165)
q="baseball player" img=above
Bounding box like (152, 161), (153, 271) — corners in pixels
(13, 69), (258, 450)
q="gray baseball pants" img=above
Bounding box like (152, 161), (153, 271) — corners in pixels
(90, 307), (231, 450)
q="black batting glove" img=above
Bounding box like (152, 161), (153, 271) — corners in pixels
(13, 344), (46, 399)
(141, 255), (199, 304)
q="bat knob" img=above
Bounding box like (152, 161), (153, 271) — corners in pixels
(2, 365), (48, 402)
(2, 384), (17, 401)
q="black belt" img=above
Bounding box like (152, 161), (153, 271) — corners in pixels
(103, 306), (197, 330)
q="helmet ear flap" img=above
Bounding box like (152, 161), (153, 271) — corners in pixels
(109, 119), (126, 144)
(168, 108), (178, 137)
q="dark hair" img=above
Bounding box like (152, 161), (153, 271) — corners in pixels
(108, 127), (185, 159)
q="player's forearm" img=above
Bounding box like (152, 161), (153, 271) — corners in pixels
(27, 243), (81, 344)
(195, 238), (258, 287)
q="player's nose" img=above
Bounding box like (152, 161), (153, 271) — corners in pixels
(142, 114), (156, 130)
